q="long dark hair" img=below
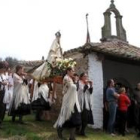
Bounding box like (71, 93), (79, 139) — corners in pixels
(74, 73), (79, 77)
(63, 67), (73, 78)
(16, 65), (23, 73)
(0, 61), (8, 69)
(79, 72), (86, 80)
(0, 62), (4, 69)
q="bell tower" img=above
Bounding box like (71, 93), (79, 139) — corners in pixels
(101, 0), (127, 42)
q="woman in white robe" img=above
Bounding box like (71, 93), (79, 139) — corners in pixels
(1, 71), (9, 106)
(3, 68), (14, 110)
(31, 80), (51, 121)
(0, 62), (8, 128)
(54, 67), (81, 140)
(8, 65), (30, 123)
(77, 72), (93, 136)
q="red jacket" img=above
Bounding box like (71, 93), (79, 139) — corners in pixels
(118, 93), (131, 111)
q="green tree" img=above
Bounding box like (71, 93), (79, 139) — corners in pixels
(5, 56), (18, 68)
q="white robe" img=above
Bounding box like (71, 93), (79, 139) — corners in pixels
(54, 75), (81, 128)
(32, 80), (39, 102)
(1, 73), (9, 104)
(3, 74), (14, 109)
(32, 81), (50, 103)
(31, 34), (63, 81)
(47, 37), (63, 65)
(10, 73), (30, 110)
(31, 62), (51, 81)
(8, 74), (14, 100)
(38, 83), (49, 102)
(77, 81), (92, 111)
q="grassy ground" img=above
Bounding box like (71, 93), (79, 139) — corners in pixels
(0, 114), (138, 140)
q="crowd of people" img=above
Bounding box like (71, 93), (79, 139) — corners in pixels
(1, 60), (140, 139)
(0, 62), (94, 140)
(104, 79), (140, 137)
(0, 62), (52, 125)
(54, 67), (93, 140)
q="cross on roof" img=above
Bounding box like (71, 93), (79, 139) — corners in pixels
(111, 0), (114, 4)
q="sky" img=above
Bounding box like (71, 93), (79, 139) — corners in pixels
(0, 0), (140, 60)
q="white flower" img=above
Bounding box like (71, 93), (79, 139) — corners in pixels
(68, 64), (71, 67)
(56, 58), (62, 62)
(51, 54), (57, 57)
(63, 58), (69, 63)
(68, 58), (73, 61)
(73, 61), (77, 65)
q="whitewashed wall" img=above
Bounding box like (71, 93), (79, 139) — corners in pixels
(88, 53), (104, 129)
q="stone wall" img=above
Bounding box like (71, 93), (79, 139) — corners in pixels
(49, 83), (63, 120)
(64, 51), (88, 74)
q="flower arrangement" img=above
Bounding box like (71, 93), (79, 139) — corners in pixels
(49, 58), (76, 77)
(36, 58), (76, 83)
(56, 58), (76, 70)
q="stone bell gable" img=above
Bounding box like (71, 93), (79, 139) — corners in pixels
(101, 0), (127, 42)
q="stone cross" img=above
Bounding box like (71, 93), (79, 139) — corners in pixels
(111, 0), (114, 4)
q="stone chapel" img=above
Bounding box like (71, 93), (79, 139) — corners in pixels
(64, 0), (140, 128)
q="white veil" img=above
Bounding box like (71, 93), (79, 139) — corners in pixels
(31, 31), (63, 81)
(47, 31), (63, 64)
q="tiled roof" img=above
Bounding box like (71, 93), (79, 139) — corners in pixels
(64, 39), (140, 62)
(18, 60), (44, 66)
(17, 60), (44, 72)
